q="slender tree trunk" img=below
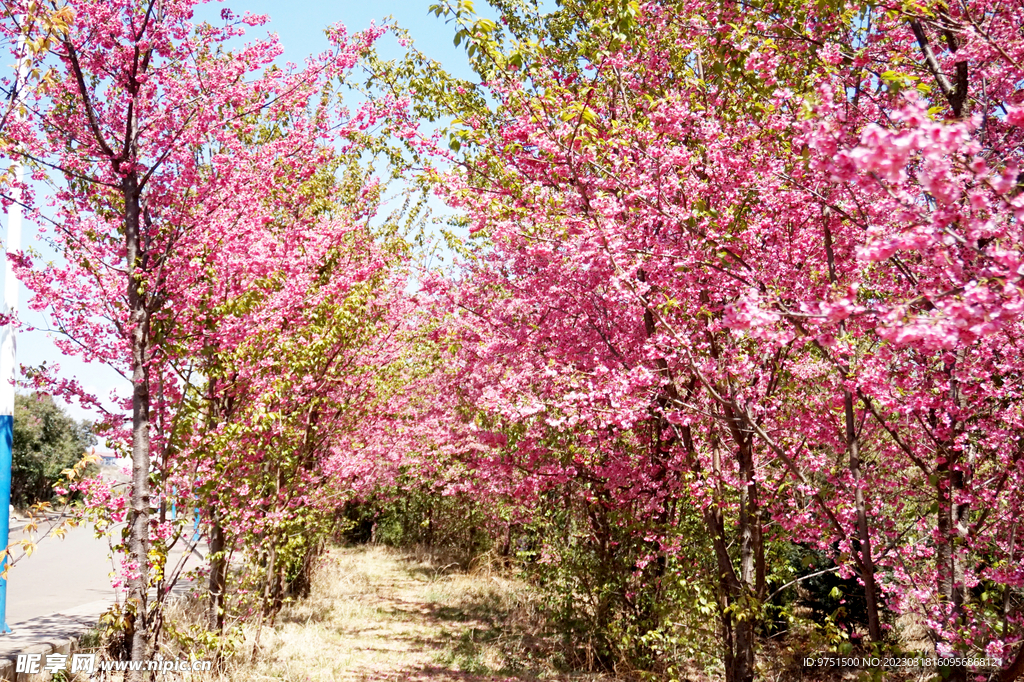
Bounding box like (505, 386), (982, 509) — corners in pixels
(205, 388), (228, 633)
(262, 543), (277, 620)
(936, 456), (969, 682)
(706, 507), (739, 682)
(644, 283), (757, 681)
(125, 171), (153, 676)
(426, 503), (434, 547)
(708, 434), (755, 682)
(936, 353), (970, 682)
(208, 507), (226, 632)
(825, 222), (882, 643)
(734, 431), (758, 682)
(680, 410), (754, 682)
(263, 467), (285, 622)
(718, 402), (761, 682)
(501, 521), (512, 561)
(845, 391), (881, 642)
(735, 433), (764, 599)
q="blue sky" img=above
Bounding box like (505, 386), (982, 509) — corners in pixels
(5, 0), (485, 431)
(191, 0), (483, 78)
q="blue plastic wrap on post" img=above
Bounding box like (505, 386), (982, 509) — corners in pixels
(0, 414), (13, 633)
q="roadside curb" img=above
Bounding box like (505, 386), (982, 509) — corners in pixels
(0, 600), (110, 682)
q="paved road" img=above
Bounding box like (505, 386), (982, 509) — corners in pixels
(3, 519), (206, 627)
(5, 522), (118, 625)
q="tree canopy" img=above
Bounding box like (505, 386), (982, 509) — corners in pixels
(1, 0), (1023, 680)
(12, 392), (94, 507)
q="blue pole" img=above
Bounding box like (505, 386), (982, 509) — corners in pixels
(0, 415), (10, 633)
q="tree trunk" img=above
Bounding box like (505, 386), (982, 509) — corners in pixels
(262, 543), (278, 620)
(825, 223), (882, 643)
(208, 507), (226, 632)
(734, 436), (759, 682)
(935, 353), (970, 682)
(845, 391), (882, 642)
(722, 404), (761, 682)
(263, 466), (285, 622)
(710, 435), (755, 682)
(936, 457), (968, 682)
(125, 171), (153, 677)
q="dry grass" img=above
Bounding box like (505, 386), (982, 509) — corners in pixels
(68, 546), (964, 682)
(184, 545), (616, 682)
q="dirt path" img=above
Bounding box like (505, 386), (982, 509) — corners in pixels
(241, 546), (609, 682)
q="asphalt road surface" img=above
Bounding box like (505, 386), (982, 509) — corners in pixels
(3, 519), (207, 627)
(0, 460), (206, 629)
(5, 521), (118, 624)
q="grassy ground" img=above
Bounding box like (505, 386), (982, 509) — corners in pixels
(80, 546), (944, 681)
(208, 545), (613, 681)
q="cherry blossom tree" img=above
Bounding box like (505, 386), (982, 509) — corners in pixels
(1, 0), (401, 665)
(409, 0), (1024, 679)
